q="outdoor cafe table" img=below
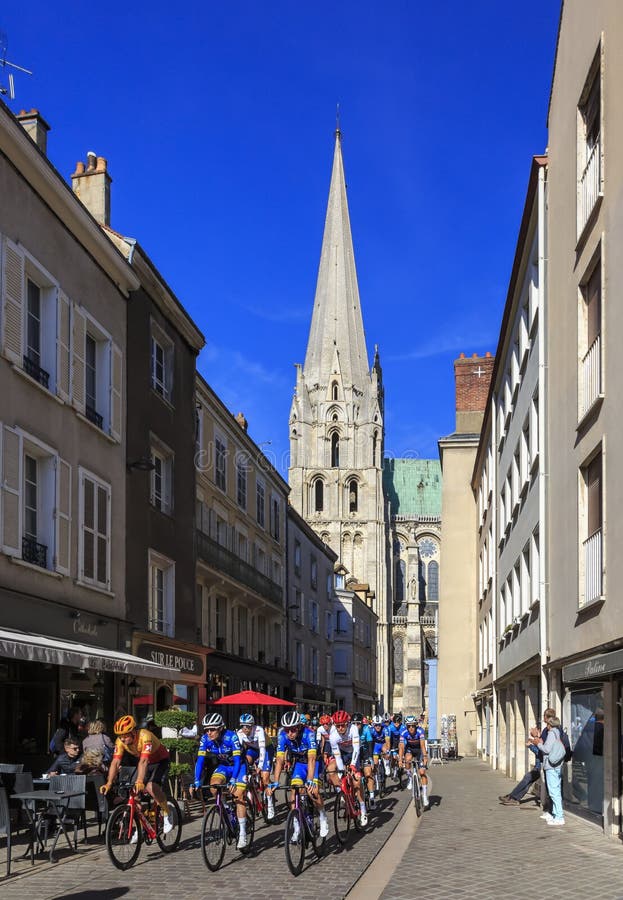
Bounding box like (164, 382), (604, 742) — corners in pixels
(12, 789), (84, 864)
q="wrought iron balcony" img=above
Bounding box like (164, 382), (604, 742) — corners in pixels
(23, 355), (49, 389)
(196, 529), (283, 607)
(22, 535), (47, 569)
(85, 404), (104, 430)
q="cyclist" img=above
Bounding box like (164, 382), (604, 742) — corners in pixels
(269, 711), (329, 839)
(387, 713), (403, 774)
(237, 713), (275, 820)
(327, 710), (367, 825)
(353, 713), (377, 809)
(370, 713), (391, 777)
(100, 715), (173, 834)
(398, 714), (429, 807)
(194, 712), (249, 849)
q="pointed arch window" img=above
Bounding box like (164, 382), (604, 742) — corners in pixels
(332, 381), (338, 401)
(348, 479), (358, 513)
(395, 559), (406, 610)
(331, 433), (340, 468)
(314, 478), (324, 512)
(427, 560), (439, 601)
(372, 431), (378, 467)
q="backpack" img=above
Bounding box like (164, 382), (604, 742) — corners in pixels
(548, 730), (566, 767)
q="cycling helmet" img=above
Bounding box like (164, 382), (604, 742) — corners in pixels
(281, 711), (301, 728)
(239, 713), (255, 726)
(392, 712), (403, 722)
(372, 715), (384, 726)
(352, 712), (364, 724)
(332, 710), (351, 726)
(405, 715), (418, 725)
(114, 715), (137, 735)
(202, 712), (225, 729)
(319, 714), (333, 727)
(299, 713), (309, 725)
(383, 712), (391, 723)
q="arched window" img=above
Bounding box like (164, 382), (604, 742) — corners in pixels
(372, 431), (378, 467)
(393, 636), (404, 684)
(332, 382), (338, 400)
(348, 479), (358, 513)
(314, 479), (324, 512)
(331, 433), (340, 468)
(427, 560), (439, 601)
(395, 559), (406, 609)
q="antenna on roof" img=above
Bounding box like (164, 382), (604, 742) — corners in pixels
(0, 30), (33, 101)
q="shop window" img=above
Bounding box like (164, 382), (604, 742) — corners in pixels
(568, 689), (604, 820)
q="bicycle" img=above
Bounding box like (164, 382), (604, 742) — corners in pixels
(409, 762), (432, 816)
(284, 785), (325, 876)
(334, 769), (365, 844)
(389, 751), (405, 789)
(373, 757), (387, 799)
(246, 765), (272, 824)
(105, 785), (182, 870)
(200, 784), (255, 871)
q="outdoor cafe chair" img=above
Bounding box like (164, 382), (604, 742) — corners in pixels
(44, 774), (87, 852)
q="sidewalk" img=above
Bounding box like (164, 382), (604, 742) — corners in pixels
(381, 758), (623, 900)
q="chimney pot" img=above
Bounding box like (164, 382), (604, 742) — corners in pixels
(15, 109), (51, 155)
(71, 150), (112, 226)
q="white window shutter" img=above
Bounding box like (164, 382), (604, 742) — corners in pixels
(56, 292), (71, 403)
(54, 457), (71, 575)
(1, 238), (25, 366)
(109, 342), (123, 442)
(1, 424), (23, 556)
(72, 306), (86, 414)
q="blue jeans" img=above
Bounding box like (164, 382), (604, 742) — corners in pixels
(545, 766), (563, 820)
(510, 766), (540, 800)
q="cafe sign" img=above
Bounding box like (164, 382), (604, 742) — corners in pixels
(136, 641), (205, 682)
(563, 647), (623, 683)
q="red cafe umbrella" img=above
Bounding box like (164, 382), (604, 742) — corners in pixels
(212, 689), (295, 707)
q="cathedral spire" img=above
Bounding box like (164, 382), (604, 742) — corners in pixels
(303, 131), (370, 388)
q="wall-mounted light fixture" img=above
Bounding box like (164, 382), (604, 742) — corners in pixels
(127, 456), (155, 473)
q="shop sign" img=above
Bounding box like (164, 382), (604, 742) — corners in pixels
(137, 642), (205, 680)
(73, 619), (99, 638)
(563, 648), (623, 683)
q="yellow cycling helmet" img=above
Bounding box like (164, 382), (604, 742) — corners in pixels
(114, 714), (137, 735)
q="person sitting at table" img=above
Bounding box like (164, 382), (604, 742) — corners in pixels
(75, 747), (108, 776)
(45, 737), (81, 775)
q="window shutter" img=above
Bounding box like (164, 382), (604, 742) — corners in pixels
(55, 457), (71, 575)
(72, 306), (86, 414)
(1, 424), (22, 556)
(109, 342), (122, 442)
(57, 291), (71, 402)
(1, 238), (25, 365)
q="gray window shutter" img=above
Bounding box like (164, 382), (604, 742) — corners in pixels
(54, 457), (71, 575)
(71, 306), (86, 414)
(109, 342), (122, 442)
(56, 291), (71, 403)
(1, 238), (25, 366)
(1, 424), (22, 556)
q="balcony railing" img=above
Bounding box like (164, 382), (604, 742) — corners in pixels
(578, 137), (601, 236)
(85, 404), (104, 430)
(22, 535), (47, 568)
(392, 615), (408, 626)
(196, 529), (283, 607)
(581, 334), (601, 417)
(23, 355), (49, 389)
(581, 528), (602, 608)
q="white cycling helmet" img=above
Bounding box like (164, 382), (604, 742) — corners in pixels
(281, 711), (301, 728)
(372, 715), (384, 726)
(202, 712), (225, 729)
(405, 714), (418, 725)
(239, 713), (255, 725)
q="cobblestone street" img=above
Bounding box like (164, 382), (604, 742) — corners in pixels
(0, 781), (411, 900)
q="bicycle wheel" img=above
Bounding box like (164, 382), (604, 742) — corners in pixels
(396, 766), (406, 790)
(333, 790), (351, 845)
(201, 805), (226, 871)
(376, 764), (386, 799)
(412, 773), (423, 817)
(240, 808), (255, 855)
(106, 804), (142, 871)
(157, 797), (182, 853)
(306, 798), (325, 858)
(284, 808), (305, 876)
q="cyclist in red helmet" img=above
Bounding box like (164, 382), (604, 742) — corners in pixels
(327, 710), (368, 826)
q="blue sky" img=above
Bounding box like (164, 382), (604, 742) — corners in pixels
(2, 1), (561, 474)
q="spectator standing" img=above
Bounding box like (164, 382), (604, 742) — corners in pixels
(537, 716), (566, 826)
(82, 719), (115, 764)
(50, 707), (83, 756)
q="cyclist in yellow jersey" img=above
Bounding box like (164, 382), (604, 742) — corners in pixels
(100, 715), (173, 833)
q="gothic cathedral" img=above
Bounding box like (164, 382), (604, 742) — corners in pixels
(288, 130), (440, 716)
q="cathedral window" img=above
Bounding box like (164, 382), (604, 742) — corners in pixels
(332, 381), (338, 400)
(348, 479), (358, 513)
(395, 559), (406, 609)
(331, 433), (340, 468)
(314, 478), (324, 512)
(427, 560), (439, 601)
(372, 431), (378, 467)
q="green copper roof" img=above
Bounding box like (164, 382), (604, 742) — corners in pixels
(383, 458), (442, 518)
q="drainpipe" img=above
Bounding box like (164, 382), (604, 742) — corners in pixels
(537, 165), (549, 711)
(491, 395), (498, 770)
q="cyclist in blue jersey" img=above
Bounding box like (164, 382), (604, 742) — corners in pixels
(370, 714), (391, 775)
(398, 714), (429, 807)
(237, 713), (275, 820)
(194, 712), (249, 848)
(269, 710), (329, 839)
(388, 713), (403, 773)
(353, 713), (378, 808)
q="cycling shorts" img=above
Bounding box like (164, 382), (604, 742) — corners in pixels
(289, 759), (319, 786)
(373, 742), (387, 757)
(211, 761), (247, 788)
(117, 753), (170, 788)
(245, 745), (275, 773)
(339, 750), (360, 772)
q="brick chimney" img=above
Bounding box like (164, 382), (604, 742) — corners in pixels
(71, 151), (111, 226)
(16, 109), (50, 154)
(454, 351), (494, 434)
